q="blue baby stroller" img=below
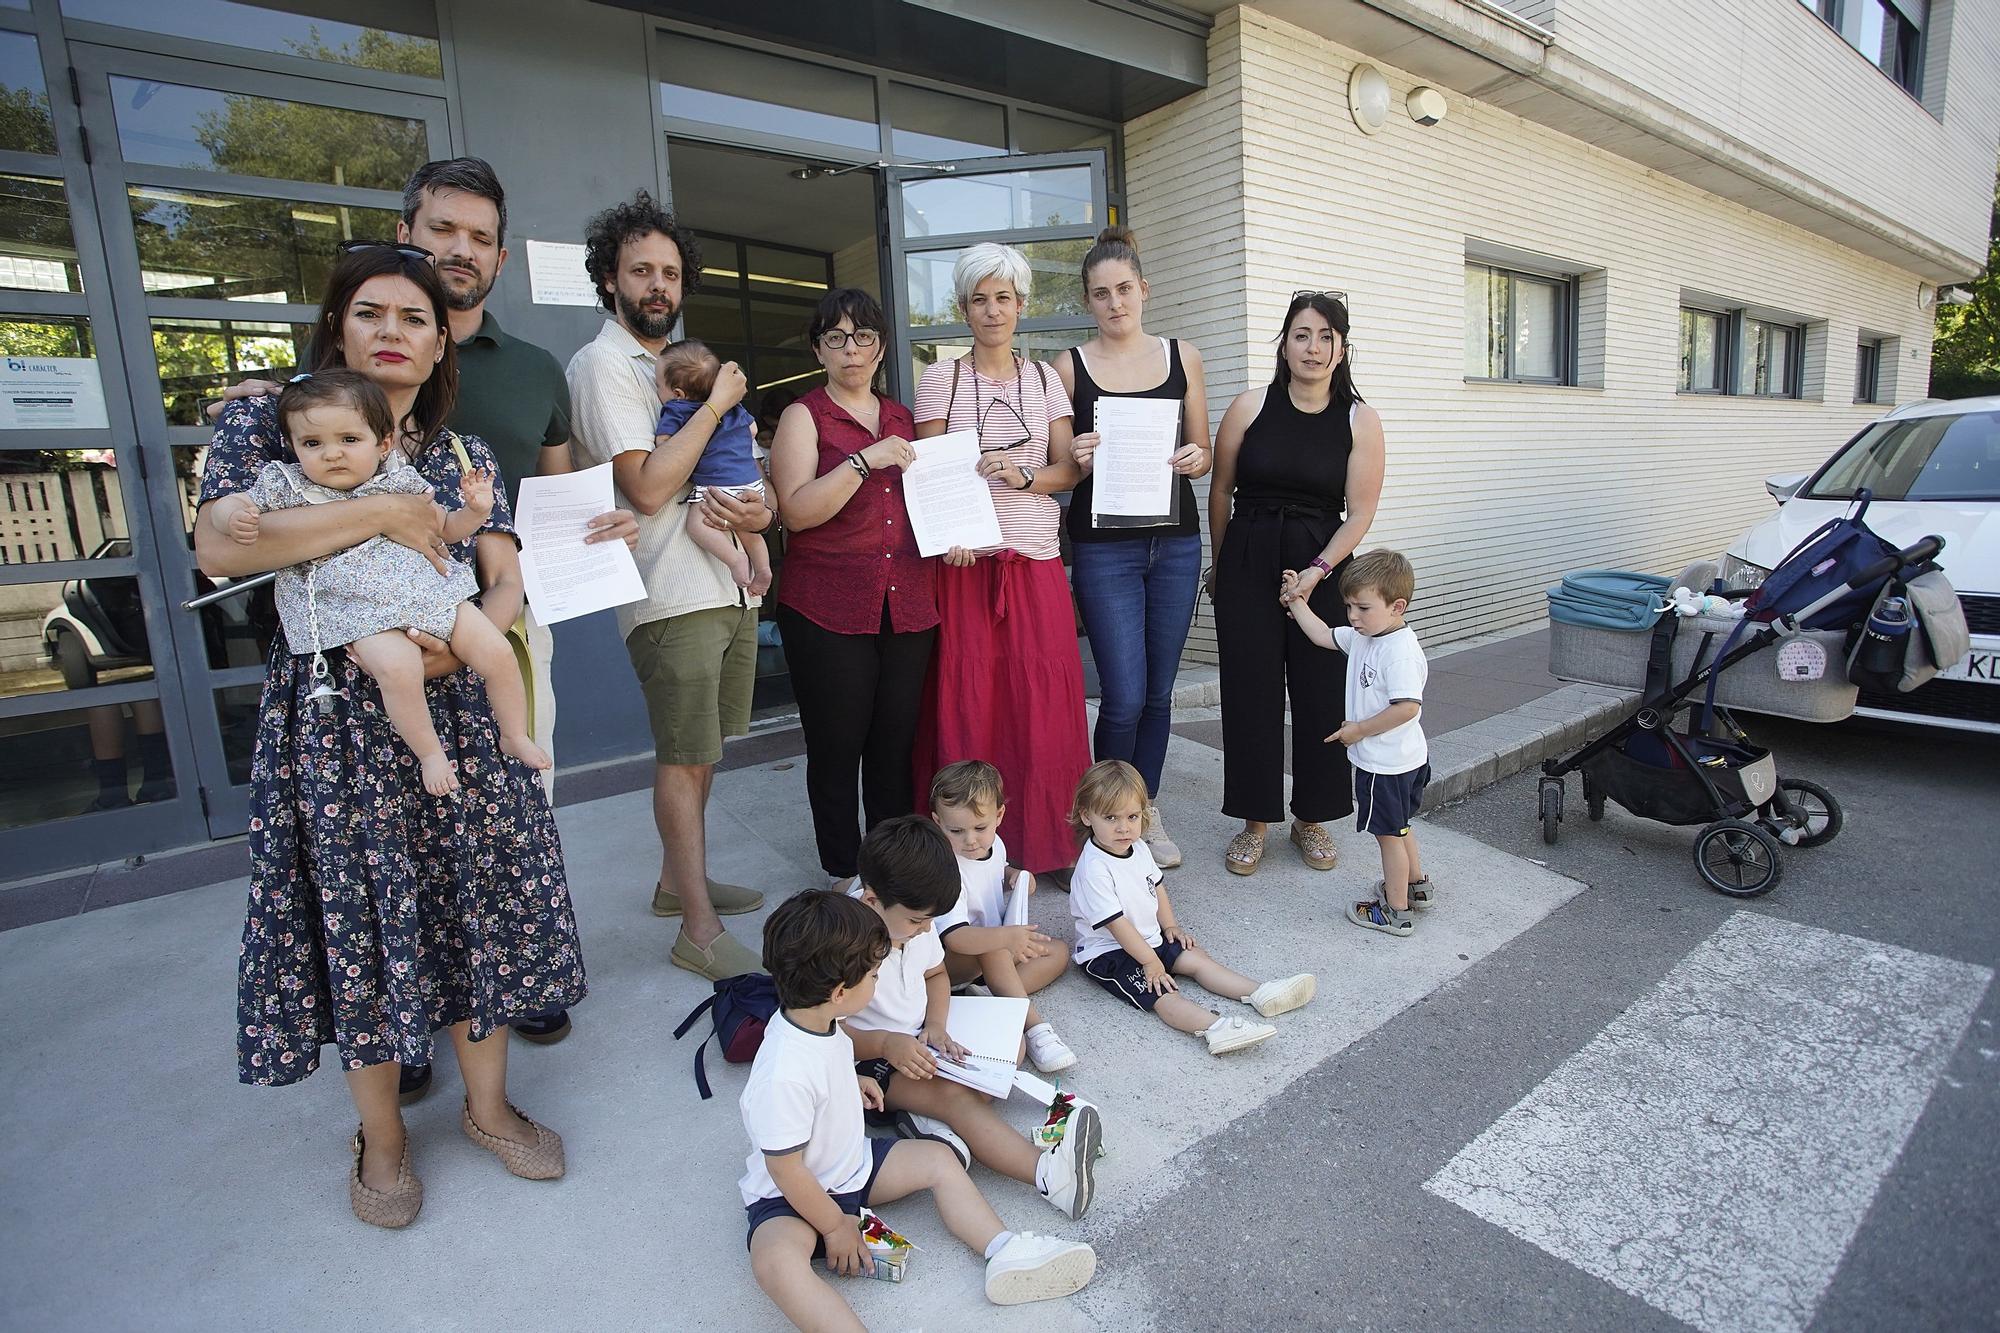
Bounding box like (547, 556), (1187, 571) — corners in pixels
(1538, 495), (1952, 897)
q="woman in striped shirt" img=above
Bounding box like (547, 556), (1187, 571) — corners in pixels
(911, 243), (1094, 874)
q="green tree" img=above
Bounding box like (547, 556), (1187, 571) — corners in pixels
(1930, 166), (2000, 399)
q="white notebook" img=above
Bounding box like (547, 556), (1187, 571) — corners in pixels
(928, 995), (1029, 1098)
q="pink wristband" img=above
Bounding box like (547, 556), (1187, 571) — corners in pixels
(1310, 557), (1334, 578)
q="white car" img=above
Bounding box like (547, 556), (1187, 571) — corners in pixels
(1722, 395), (1999, 735)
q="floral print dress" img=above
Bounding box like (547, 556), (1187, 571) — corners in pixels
(204, 397), (586, 1087)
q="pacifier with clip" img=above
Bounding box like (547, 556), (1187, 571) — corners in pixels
(306, 650), (339, 715)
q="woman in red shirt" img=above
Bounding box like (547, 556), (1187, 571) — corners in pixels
(770, 289), (934, 883)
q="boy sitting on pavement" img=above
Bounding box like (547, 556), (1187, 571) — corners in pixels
(844, 816), (1103, 1220)
(742, 890), (1097, 1326)
(929, 761), (1079, 1074)
(1282, 549), (1434, 938)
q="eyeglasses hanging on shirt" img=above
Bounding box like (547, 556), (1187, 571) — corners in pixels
(974, 355), (1031, 453)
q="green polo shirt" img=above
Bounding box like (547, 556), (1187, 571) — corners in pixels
(453, 310), (573, 510)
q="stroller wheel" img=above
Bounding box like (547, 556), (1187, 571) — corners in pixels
(1538, 779), (1563, 845)
(1692, 819), (1784, 898)
(1764, 777), (1842, 849)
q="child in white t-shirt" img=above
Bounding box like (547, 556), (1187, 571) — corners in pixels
(1283, 549), (1433, 939)
(929, 760), (1078, 1074)
(741, 889), (1096, 1323)
(842, 816), (1103, 1221)
(1066, 761), (1317, 1055)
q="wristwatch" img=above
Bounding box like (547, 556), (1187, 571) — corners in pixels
(1015, 464), (1038, 491)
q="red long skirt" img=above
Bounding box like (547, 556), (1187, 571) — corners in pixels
(914, 551), (1093, 873)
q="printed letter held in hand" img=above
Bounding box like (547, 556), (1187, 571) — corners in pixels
(901, 429), (1002, 557)
(1090, 397), (1179, 520)
(516, 463), (645, 623)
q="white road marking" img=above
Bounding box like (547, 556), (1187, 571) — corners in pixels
(1426, 912), (1992, 1333)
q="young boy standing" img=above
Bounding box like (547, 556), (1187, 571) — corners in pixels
(1283, 549), (1434, 938)
(843, 816), (1103, 1221)
(742, 890), (1096, 1328)
(929, 761), (1079, 1073)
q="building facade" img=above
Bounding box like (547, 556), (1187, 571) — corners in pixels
(1, 0), (1992, 879)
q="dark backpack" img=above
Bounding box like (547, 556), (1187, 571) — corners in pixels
(673, 972), (780, 1100)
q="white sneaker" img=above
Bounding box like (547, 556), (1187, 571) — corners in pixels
(1204, 1015), (1276, 1055)
(1033, 1100), (1100, 1219)
(1144, 805), (1183, 868)
(1025, 1022), (1078, 1073)
(890, 1110), (969, 1168)
(1246, 973), (1316, 1019)
(984, 1232), (1097, 1305)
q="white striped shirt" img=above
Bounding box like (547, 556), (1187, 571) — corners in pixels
(913, 355), (1073, 562)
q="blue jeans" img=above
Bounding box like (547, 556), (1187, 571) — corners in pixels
(1071, 532), (1202, 795)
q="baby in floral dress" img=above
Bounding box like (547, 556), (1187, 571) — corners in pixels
(205, 369), (550, 795)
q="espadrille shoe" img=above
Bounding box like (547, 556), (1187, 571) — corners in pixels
(462, 1100), (565, 1180)
(349, 1128), (422, 1229)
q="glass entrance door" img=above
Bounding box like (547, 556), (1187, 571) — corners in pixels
(68, 44), (449, 837)
(882, 151), (1107, 398)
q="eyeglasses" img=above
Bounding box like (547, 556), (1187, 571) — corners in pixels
(975, 395), (1032, 453)
(1291, 289), (1348, 305)
(818, 329), (880, 349)
(338, 240), (435, 264)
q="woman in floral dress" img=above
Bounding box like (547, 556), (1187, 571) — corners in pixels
(193, 244), (584, 1228)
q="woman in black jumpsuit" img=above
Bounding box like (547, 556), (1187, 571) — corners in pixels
(1209, 293), (1385, 875)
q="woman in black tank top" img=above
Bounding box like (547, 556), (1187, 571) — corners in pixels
(1055, 227), (1213, 869)
(1209, 293), (1386, 875)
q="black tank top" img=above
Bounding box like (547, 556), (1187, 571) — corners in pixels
(1065, 338), (1201, 543)
(1232, 385), (1353, 514)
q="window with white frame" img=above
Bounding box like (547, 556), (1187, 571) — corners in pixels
(1856, 338), (1884, 403)
(1679, 307), (1729, 394)
(1740, 317), (1803, 397)
(1464, 262), (1572, 384)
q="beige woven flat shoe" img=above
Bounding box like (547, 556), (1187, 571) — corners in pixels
(1224, 827), (1265, 876)
(349, 1127), (422, 1229)
(1289, 821), (1338, 871)
(462, 1100), (566, 1180)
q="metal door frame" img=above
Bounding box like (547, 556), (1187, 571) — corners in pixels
(880, 149), (1108, 403)
(69, 42), (451, 836)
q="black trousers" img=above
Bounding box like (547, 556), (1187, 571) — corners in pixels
(1214, 506), (1352, 823)
(777, 602), (937, 878)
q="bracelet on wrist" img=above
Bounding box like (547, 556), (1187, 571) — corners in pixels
(1310, 556), (1334, 579)
(701, 401), (723, 427)
(848, 451), (871, 479)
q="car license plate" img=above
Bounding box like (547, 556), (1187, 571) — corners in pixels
(1940, 650), (1999, 684)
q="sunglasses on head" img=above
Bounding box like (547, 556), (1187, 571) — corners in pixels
(338, 240), (435, 264)
(1291, 289), (1347, 306)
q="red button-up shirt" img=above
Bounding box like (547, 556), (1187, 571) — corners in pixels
(775, 386), (939, 636)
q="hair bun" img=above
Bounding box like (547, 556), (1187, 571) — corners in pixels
(1095, 224), (1137, 253)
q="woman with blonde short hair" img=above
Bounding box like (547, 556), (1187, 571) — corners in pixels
(910, 242), (1093, 875)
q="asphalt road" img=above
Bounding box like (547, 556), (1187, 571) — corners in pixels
(1104, 714), (2000, 1331)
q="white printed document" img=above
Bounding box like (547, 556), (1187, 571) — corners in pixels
(1090, 397), (1179, 520)
(928, 995), (1029, 1098)
(515, 463), (645, 624)
(901, 429), (1002, 557)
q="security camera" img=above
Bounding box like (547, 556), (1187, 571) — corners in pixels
(1940, 286), (1975, 305)
(1407, 87), (1448, 127)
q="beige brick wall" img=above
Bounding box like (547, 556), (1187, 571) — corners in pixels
(1522, 0), (2000, 265)
(1128, 7), (1945, 660)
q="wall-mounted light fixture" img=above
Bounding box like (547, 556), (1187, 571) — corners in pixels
(1349, 64), (1389, 136)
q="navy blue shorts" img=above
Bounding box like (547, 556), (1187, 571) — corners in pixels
(1081, 938), (1187, 1011)
(743, 1135), (896, 1250)
(1354, 763), (1431, 837)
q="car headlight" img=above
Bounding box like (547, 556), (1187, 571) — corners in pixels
(1719, 553), (1770, 591)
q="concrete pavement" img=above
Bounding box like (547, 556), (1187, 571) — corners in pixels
(0, 731), (1586, 1332)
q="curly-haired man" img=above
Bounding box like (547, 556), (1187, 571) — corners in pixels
(566, 189), (771, 980)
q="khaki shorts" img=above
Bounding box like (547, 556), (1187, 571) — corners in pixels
(624, 604), (758, 766)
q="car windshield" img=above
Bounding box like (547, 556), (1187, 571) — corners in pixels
(1806, 409), (2000, 502)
